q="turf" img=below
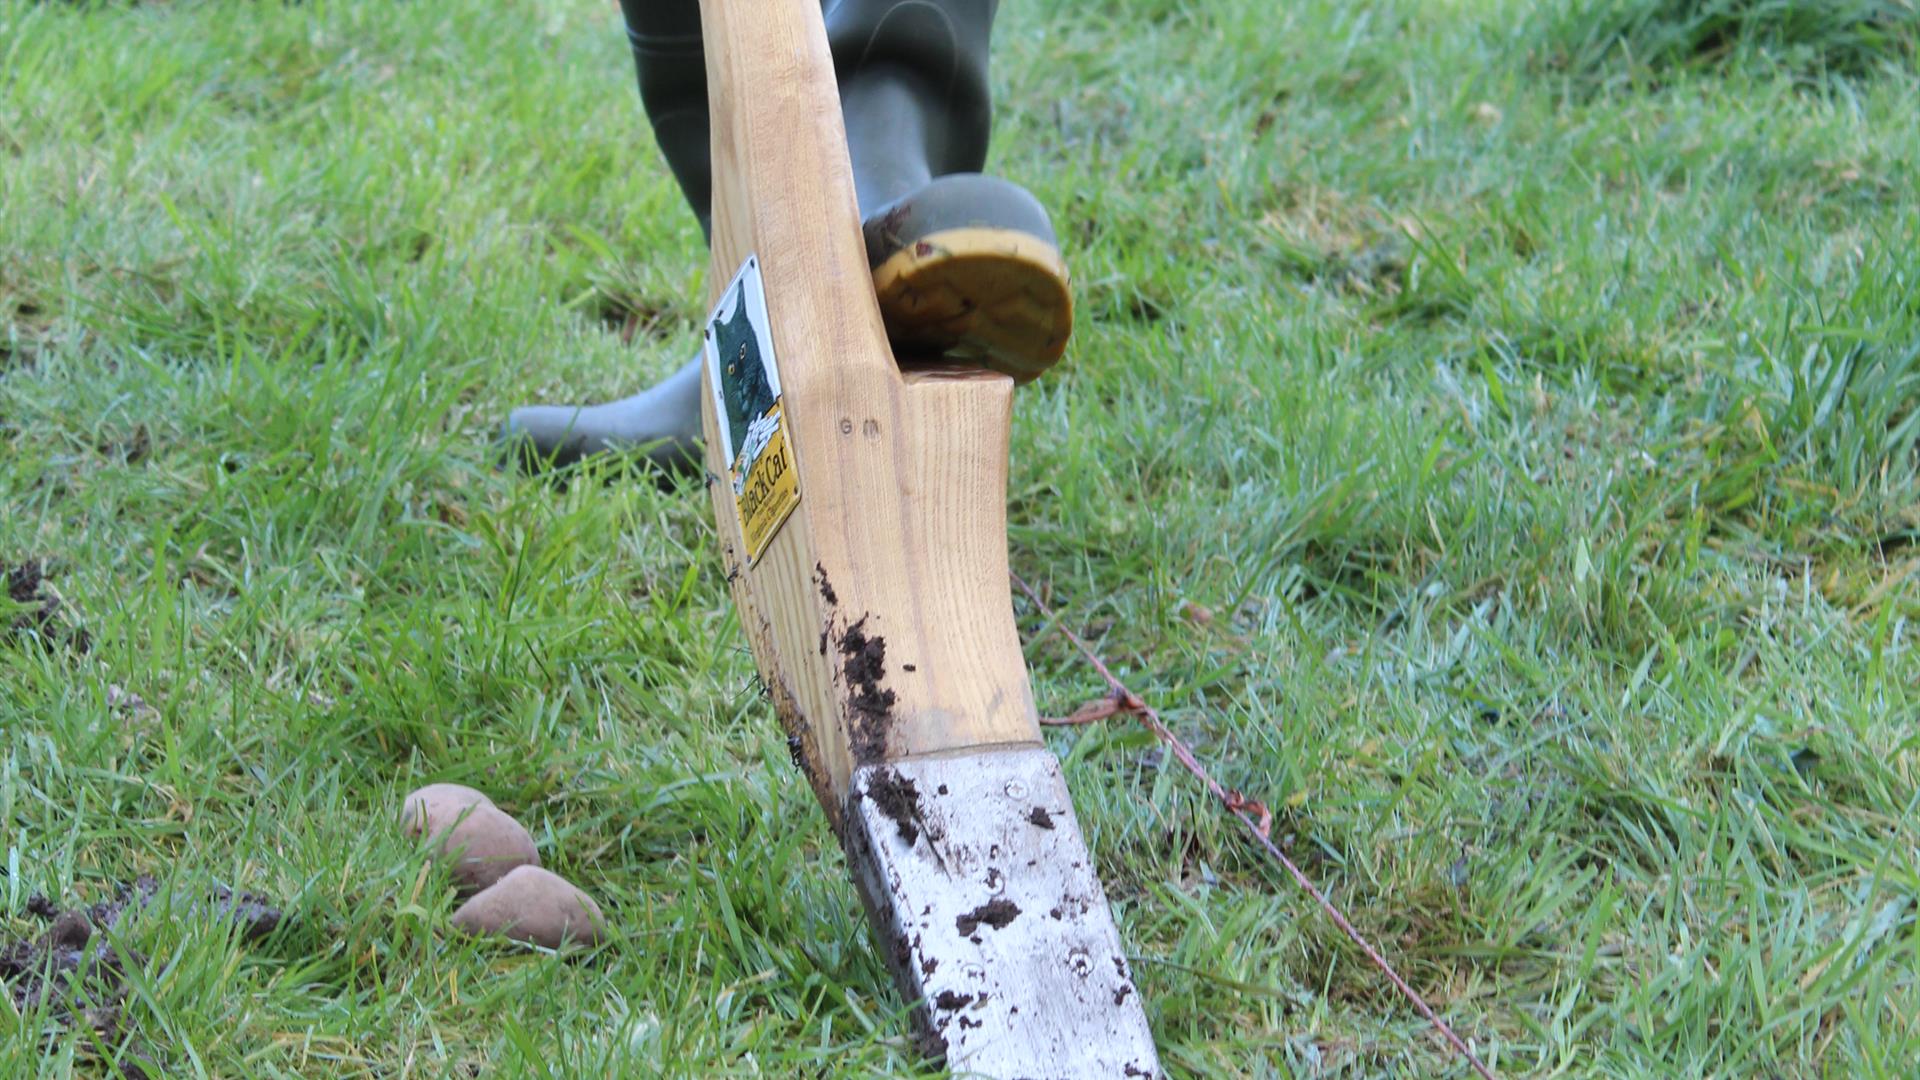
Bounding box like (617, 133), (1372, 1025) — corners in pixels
(3, 0), (1918, 1075)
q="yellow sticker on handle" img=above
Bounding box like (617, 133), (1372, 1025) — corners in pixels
(705, 255), (799, 564)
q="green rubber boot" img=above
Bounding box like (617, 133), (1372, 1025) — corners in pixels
(505, 0), (1070, 470)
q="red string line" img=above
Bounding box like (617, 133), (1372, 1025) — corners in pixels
(1012, 573), (1498, 1080)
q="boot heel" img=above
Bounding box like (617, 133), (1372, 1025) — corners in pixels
(870, 226), (1073, 382)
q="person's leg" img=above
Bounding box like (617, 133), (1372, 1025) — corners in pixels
(834, 0), (1070, 379)
(503, 0), (708, 473)
(625, 0), (712, 234)
(506, 0), (1068, 470)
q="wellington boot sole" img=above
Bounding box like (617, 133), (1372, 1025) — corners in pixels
(869, 226), (1072, 383)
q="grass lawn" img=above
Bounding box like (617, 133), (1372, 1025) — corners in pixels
(4, 0), (1919, 1074)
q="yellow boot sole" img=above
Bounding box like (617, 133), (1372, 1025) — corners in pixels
(869, 226), (1073, 383)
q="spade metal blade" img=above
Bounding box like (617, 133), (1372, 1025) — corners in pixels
(847, 748), (1159, 1077)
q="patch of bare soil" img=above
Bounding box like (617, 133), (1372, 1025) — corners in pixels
(2, 877), (284, 1078)
(4, 559), (90, 654)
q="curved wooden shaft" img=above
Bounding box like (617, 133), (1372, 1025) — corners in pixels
(696, 0), (1042, 821)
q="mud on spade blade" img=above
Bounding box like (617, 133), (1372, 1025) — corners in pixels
(844, 746), (1163, 1078)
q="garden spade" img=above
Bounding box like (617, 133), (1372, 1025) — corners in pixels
(691, 0), (1161, 1074)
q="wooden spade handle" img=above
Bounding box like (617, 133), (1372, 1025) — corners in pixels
(696, 0), (1043, 822)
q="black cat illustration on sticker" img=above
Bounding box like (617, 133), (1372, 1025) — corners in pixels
(713, 281), (778, 467)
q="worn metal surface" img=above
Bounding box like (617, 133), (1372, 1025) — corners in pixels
(845, 747), (1162, 1079)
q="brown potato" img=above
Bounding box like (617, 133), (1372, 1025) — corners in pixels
(399, 783), (495, 838)
(399, 784), (538, 893)
(450, 866), (605, 950)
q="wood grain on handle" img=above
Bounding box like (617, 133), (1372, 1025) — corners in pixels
(696, 0), (1043, 820)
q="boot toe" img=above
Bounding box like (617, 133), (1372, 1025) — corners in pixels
(501, 405), (596, 470)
